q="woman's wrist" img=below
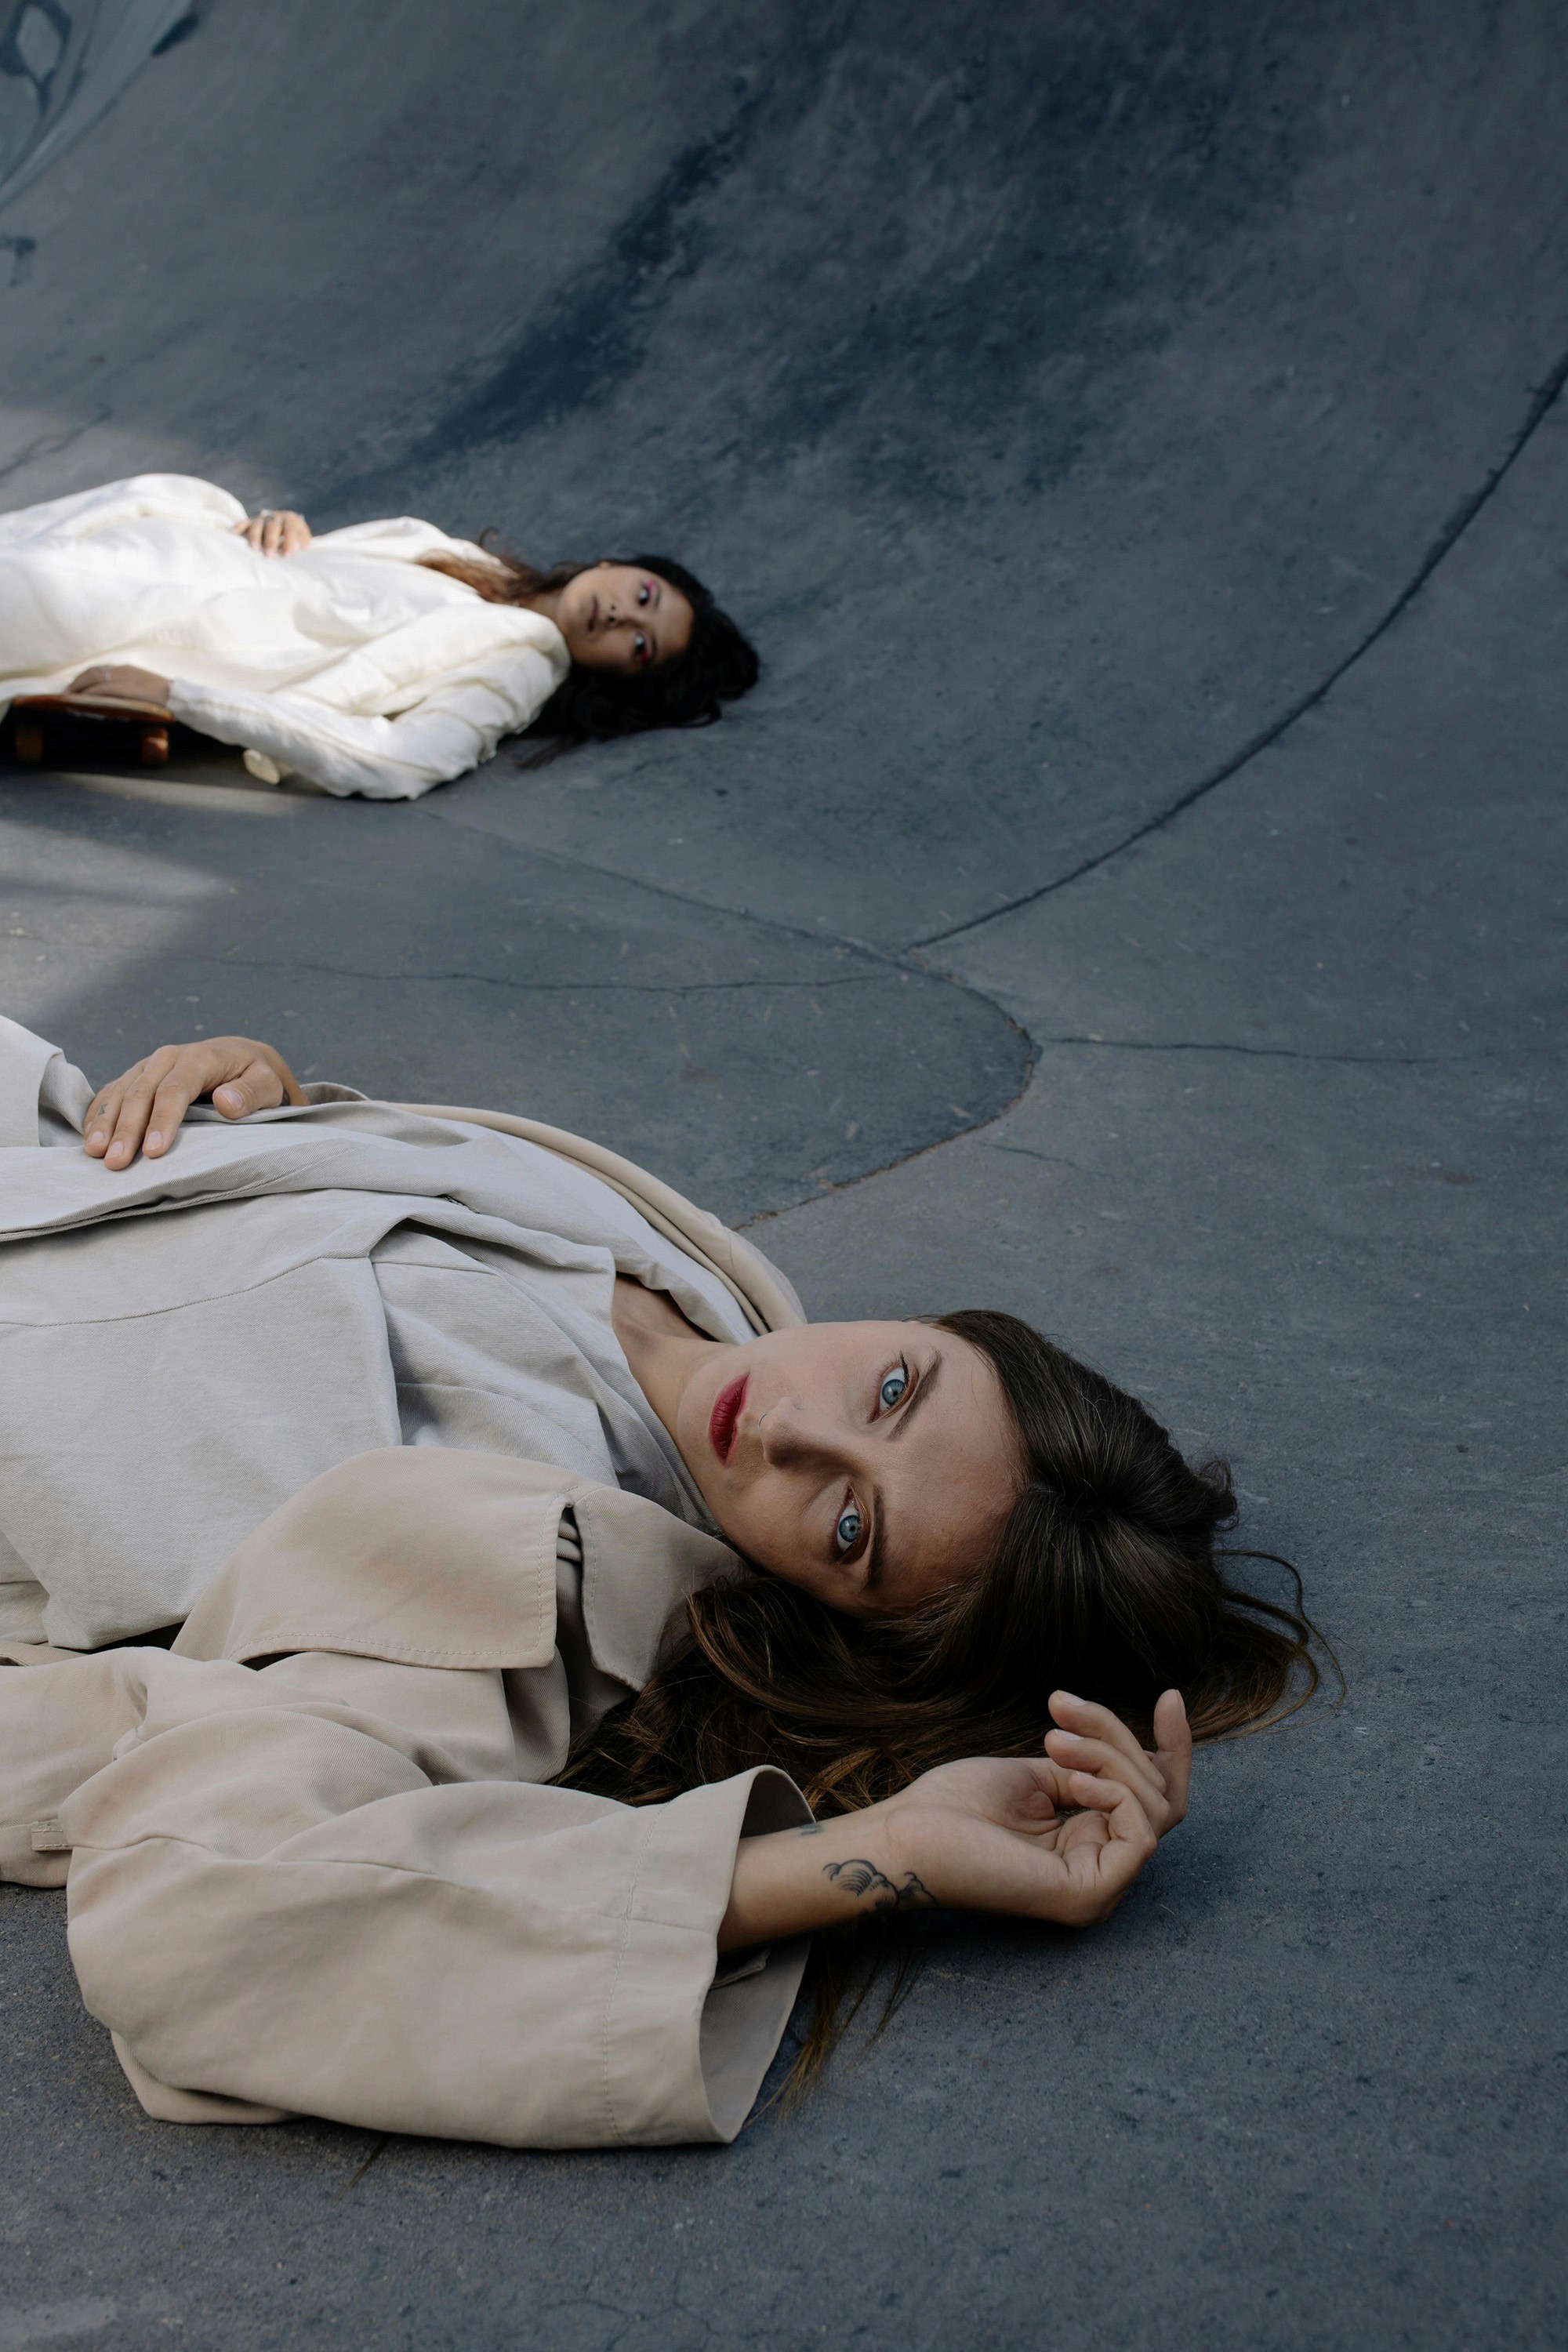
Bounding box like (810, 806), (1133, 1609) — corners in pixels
(718, 1799), (938, 1954)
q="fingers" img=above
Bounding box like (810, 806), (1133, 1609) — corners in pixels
(1046, 1690), (1171, 1826)
(1046, 1736), (1171, 1838)
(99, 1048), (202, 1167)
(209, 1054), (288, 1120)
(1048, 1771), (1159, 1924)
(82, 1039), (291, 1167)
(67, 663), (171, 706)
(234, 510), (310, 557)
(1047, 1688), (1192, 1835)
(1150, 1689), (1193, 1824)
(1048, 1690), (1157, 1778)
(85, 1047), (180, 1167)
(82, 1078), (125, 1158)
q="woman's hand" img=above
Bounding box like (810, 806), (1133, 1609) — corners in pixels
(83, 1037), (307, 1169)
(67, 664), (172, 708)
(233, 508), (311, 557)
(719, 1690), (1190, 1951)
(880, 1687), (1190, 1924)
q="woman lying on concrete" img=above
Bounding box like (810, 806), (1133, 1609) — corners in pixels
(0, 475), (757, 797)
(0, 1019), (1323, 2148)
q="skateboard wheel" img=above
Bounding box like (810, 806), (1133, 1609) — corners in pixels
(14, 722), (44, 763)
(140, 724), (170, 766)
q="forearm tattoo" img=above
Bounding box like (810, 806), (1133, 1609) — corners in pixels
(822, 1857), (937, 1913)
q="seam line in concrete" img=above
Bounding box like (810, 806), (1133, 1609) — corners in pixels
(1030, 1036), (1465, 1066)
(410, 799), (906, 966)
(912, 340), (1568, 952)
(181, 949), (889, 998)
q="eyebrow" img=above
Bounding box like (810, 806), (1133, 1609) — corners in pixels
(866, 1490), (887, 1593)
(866, 1352), (943, 1588)
(886, 1352), (941, 1443)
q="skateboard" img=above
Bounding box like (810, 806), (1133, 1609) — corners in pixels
(9, 693), (174, 767)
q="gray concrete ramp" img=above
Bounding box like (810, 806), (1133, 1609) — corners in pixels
(1, 3), (1564, 2346)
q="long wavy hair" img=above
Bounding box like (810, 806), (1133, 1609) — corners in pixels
(556, 1309), (1335, 2080)
(419, 542), (759, 739)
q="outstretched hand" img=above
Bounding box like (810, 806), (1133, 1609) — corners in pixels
(83, 1037), (305, 1168)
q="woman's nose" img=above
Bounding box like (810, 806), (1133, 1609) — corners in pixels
(758, 1399), (840, 1468)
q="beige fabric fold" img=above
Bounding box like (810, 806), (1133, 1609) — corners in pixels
(390, 1102), (806, 1338)
(0, 1450), (811, 2145)
(0, 1018), (803, 1651)
(0, 1020), (816, 2143)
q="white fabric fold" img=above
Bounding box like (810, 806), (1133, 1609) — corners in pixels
(0, 474), (569, 797)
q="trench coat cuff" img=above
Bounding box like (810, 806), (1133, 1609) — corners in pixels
(0, 1014), (60, 1144)
(612, 1766), (812, 2145)
(111, 2034), (292, 2127)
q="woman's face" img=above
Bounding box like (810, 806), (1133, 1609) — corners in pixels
(554, 562), (694, 672)
(673, 1320), (1024, 1616)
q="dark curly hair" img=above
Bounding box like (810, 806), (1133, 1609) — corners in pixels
(419, 542), (759, 741)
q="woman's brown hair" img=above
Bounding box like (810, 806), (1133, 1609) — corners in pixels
(419, 541), (759, 739)
(555, 1309), (1334, 2078)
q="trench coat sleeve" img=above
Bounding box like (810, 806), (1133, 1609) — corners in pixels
(165, 641), (563, 800)
(0, 1647), (153, 1885)
(58, 1666), (811, 2147)
(0, 1012), (93, 1145)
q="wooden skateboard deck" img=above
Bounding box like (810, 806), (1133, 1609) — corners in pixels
(9, 694), (175, 768)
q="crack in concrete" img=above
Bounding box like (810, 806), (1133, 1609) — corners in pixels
(735, 1027), (1476, 1228)
(1033, 1035), (1465, 1066)
(913, 339), (1568, 952)
(739, 1043), (1038, 1229)
(410, 797), (909, 968)
(396, 347), (1568, 1234)
(188, 948), (890, 998)
(0, 408), (112, 490)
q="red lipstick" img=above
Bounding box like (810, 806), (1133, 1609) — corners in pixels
(709, 1374), (748, 1465)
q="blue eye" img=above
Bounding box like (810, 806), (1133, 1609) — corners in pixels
(834, 1503), (863, 1554)
(878, 1367), (909, 1412)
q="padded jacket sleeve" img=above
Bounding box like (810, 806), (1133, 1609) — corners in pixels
(167, 637), (562, 800)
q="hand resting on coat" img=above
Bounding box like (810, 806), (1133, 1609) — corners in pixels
(83, 1036), (306, 1168)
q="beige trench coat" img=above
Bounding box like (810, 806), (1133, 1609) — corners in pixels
(0, 1014), (805, 1651)
(0, 1022), (817, 2147)
(0, 1447), (813, 2148)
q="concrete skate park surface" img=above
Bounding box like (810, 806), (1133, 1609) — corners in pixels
(0, 3), (1563, 2346)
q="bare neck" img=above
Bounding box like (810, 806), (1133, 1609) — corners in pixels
(610, 1275), (728, 1442)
